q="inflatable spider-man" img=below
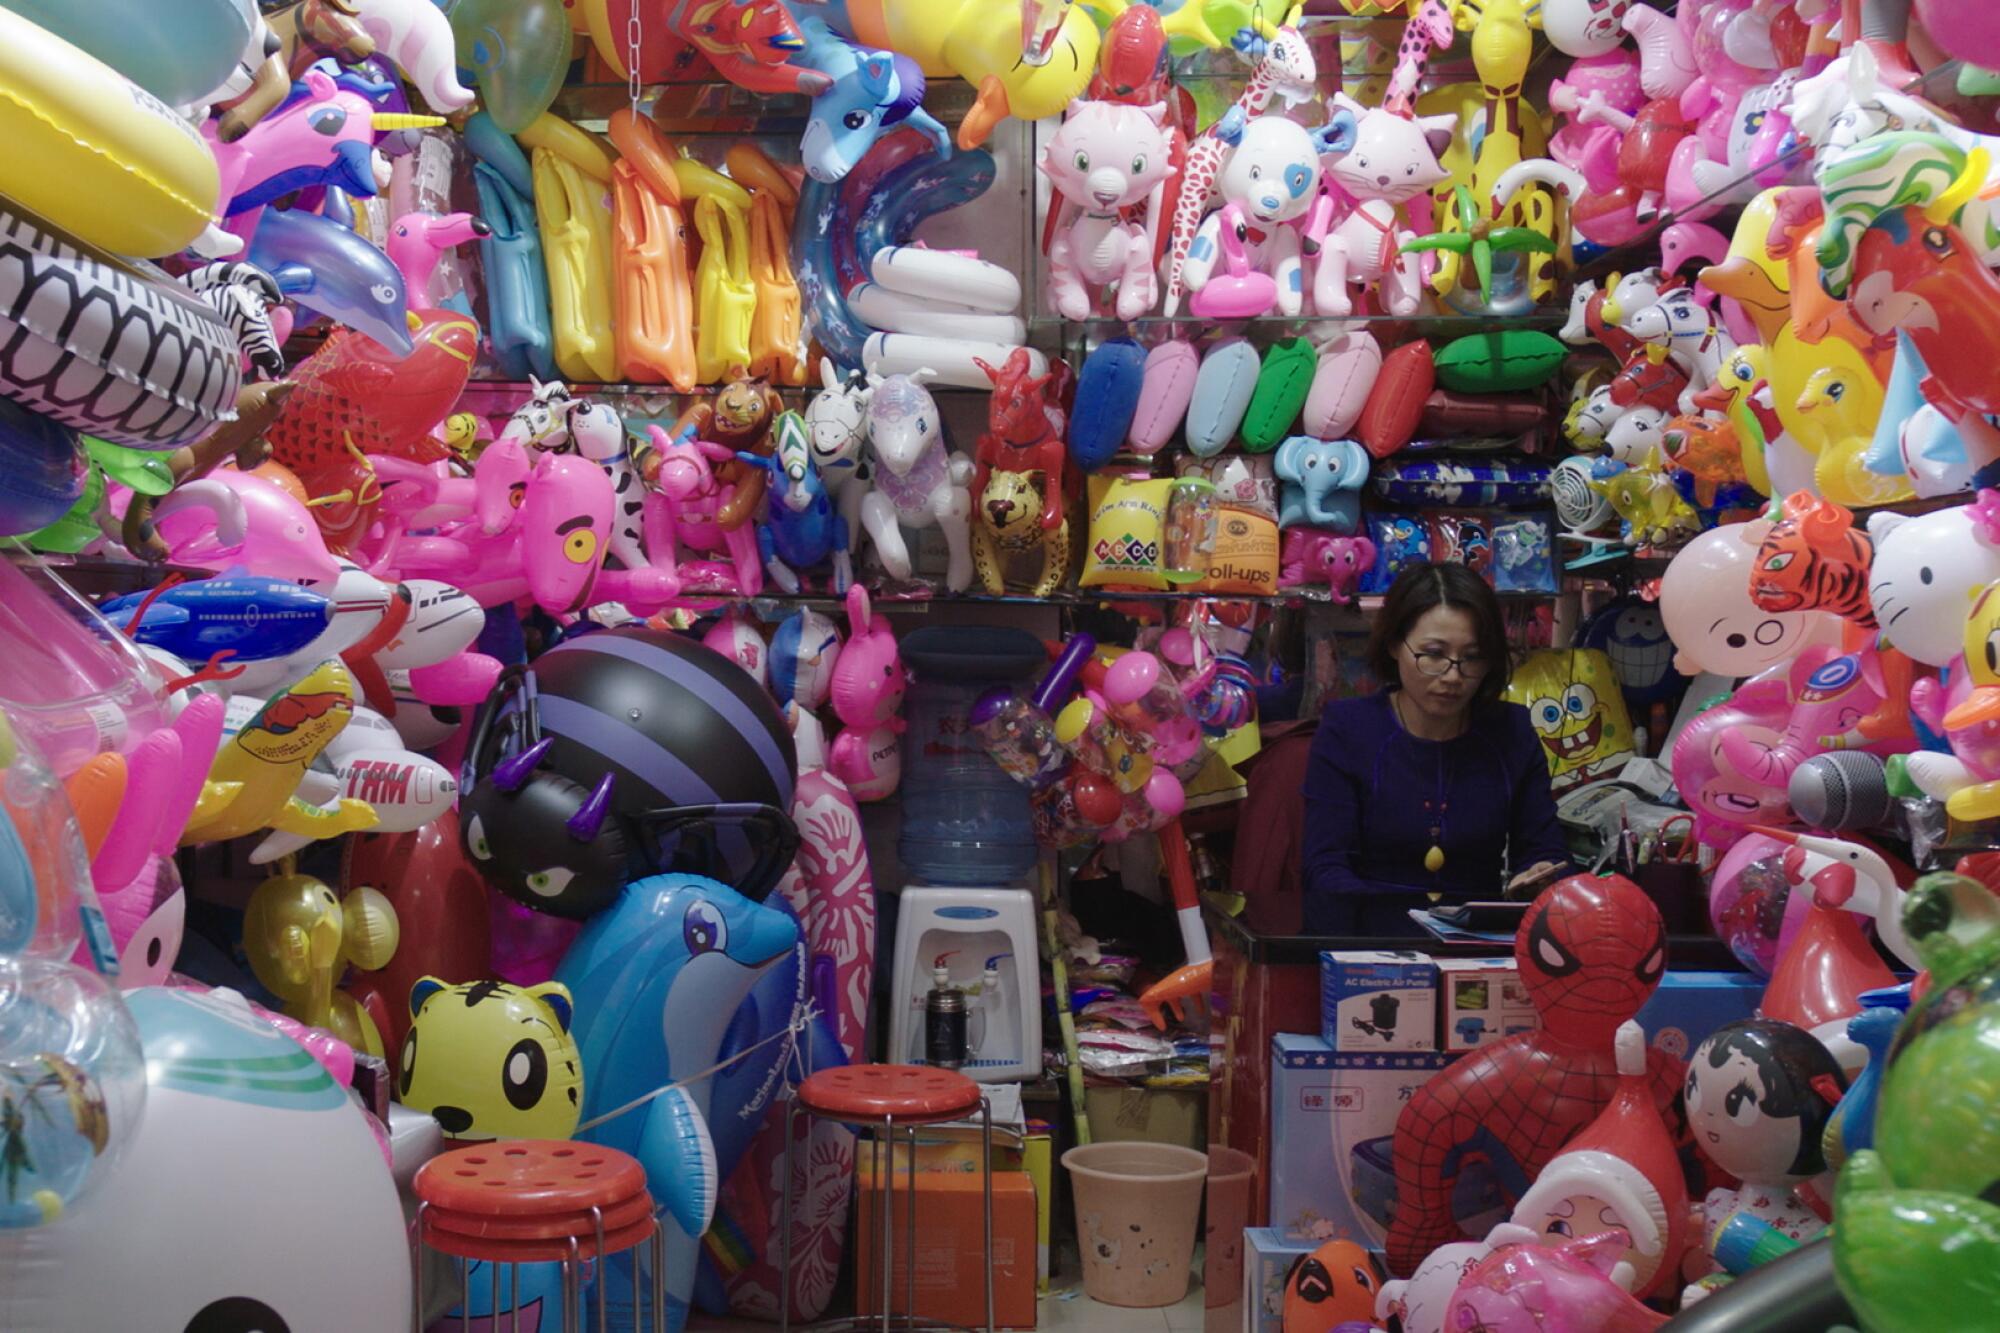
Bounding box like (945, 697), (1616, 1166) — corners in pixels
(1385, 874), (1687, 1276)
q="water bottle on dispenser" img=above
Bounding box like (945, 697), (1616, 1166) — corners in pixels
(896, 626), (1047, 886)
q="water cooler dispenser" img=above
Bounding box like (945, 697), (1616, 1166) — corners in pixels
(887, 626), (1046, 1081)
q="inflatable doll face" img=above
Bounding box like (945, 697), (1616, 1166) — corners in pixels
(1868, 505), (2000, 667)
(1686, 1020), (1842, 1184)
(1517, 874), (1665, 1045)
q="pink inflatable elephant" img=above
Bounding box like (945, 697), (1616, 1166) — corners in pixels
(1278, 530), (1376, 603)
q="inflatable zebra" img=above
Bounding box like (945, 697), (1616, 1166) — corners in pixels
(181, 261), (286, 380)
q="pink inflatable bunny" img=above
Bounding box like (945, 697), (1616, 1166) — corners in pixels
(826, 585), (905, 801)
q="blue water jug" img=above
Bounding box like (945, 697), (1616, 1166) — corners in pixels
(897, 626), (1047, 886)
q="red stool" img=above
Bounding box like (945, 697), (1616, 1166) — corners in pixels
(413, 1140), (668, 1333)
(782, 1064), (993, 1333)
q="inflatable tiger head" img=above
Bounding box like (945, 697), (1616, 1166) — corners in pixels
(400, 977), (582, 1141)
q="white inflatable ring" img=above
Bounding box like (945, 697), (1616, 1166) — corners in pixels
(0, 207), (242, 449)
(862, 334), (1047, 389)
(0, 8), (221, 259)
(848, 283), (1028, 344)
(868, 246), (1022, 315)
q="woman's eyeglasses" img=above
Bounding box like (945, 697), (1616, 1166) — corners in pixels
(1404, 642), (1489, 679)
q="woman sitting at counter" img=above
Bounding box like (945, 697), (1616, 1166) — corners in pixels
(1302, 563), (1569, 935)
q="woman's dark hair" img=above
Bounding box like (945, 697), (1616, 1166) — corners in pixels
(1366, 562), (1512, 705)
(1693, 1020), (1848, 1177)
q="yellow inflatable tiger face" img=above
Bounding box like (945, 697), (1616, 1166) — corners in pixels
(399, 977), (583, 1141)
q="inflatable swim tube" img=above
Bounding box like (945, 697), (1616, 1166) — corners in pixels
(0, 208), (242, 449)
(0, 8), (222, 259)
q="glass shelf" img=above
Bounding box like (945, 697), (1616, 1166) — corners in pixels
(1040, 311), (1566, 342)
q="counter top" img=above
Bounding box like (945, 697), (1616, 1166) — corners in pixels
(1204, 899), (1750, 972)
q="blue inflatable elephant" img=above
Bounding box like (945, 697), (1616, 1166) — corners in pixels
(1274, 434), (1370, 534)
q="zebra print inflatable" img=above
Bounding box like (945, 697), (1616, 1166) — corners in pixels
(181, 262), (286, 380)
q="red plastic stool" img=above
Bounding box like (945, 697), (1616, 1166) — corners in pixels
(412, 1140), (667, 1333)
(781, 1064), (992, 1333)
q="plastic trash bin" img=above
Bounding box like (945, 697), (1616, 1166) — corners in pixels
(1062, 1142), (1209, 1307)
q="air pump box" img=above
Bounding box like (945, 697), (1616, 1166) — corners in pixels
(1437, 958), (1539, 1052)
(1320, 950), (1438, 1053)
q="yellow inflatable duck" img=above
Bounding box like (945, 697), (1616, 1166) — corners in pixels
(1700, 187), (1889, 483)
(1795, 366), (1913, 507)
(847, 0), (1217, 148)
(181, 660), (377, 846)
(244, 873), (399, 1057)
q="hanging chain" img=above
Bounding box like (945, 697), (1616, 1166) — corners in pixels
(627, 7), (645, 120)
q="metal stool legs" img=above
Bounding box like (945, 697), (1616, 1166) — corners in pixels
(775, 1088), (996, 1333)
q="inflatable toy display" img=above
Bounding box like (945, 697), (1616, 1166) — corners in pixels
(3, 5), (2000, 1326)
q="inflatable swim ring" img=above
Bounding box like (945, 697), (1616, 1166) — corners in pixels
(0, 207), (241, 450)
(0, 8), (222, 259)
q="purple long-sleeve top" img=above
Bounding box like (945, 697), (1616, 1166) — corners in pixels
(1301, 690), (1571, 936)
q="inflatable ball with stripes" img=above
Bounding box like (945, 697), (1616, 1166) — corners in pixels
(462, 627), (800, 918)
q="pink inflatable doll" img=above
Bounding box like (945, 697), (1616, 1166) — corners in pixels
(642, 425), (766, 600)
(1669, 672), (1796, 849)
(1278, 531), (1376, 602)
(1444, 1230), (1667, 1333)
(1309, 94), (1455, 318)
(1660, 0), (1769, 218)
(1547, 53), (1645, 198)
(826, 585), (905, 801)
(1039, 99), (1178, 320)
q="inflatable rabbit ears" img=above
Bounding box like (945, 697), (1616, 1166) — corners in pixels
(845, 583), (876, 638)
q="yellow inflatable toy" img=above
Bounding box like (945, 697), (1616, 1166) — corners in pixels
(518, 111), (616, 183)
(679, 159), (757, 383)
(244, 873), (398, 1057)
(1795, 366), (1913, 508)
(532, 136), (620, 384)
(400, 977), (584, 1141)
(181, 661), (378, 847)
(1503, 648), (1636, 794)
(0, 7), (221, 258)
(847, 0), (1215, 148)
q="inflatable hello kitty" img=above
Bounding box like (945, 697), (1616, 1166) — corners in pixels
(1309, 94), (1455, 317)
(1040, 100), (1178, 320)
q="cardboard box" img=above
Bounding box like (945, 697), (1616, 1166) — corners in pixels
(1023, 1123), (1052, 1292)
(1636, 969), (1764, 1061)
(1321, 951), (1439, 1053)
(1269, 1035), (1503, 1248)
(1436, 958), (1539, 1052)
(1082, 1084), (1207, 1151)
(1243, 1226), (1317, 1333)
(856, 1159), (1037, 1329)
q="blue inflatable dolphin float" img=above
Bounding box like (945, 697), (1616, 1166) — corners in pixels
(557, 872), (798, 1333)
